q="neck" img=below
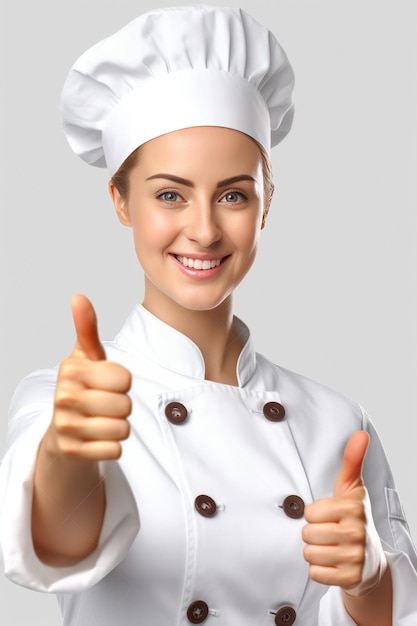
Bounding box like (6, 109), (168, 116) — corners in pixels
(142, 287), (243, 386)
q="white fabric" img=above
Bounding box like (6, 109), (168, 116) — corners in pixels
(0, 384), (139, 592)
(1, 304), (416, 625)
(319, 551), (417, 625)
(60, 5), (295, 175)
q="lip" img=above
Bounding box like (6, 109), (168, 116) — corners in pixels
(170, 253), (230, 279)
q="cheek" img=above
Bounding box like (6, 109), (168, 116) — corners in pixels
(232, 212), (262, 252)
(131, 211), (175, 247)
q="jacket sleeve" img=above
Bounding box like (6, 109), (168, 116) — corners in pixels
(318, 407), (417, 624)
(0, 369), (140, 593)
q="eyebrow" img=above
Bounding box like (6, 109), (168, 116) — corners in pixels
(145, 173), (256, 188)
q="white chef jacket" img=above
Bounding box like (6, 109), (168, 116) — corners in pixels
(1, 304), (416, 626)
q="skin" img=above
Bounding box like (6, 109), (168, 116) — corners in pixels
(303, 431), (392, 626)
(31, 295), (132, 565)
(31, 127), (391, 624)
(110, 127), (266, 385)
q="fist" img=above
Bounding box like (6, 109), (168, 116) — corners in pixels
(302, 431), (385, 593)
(51, 294), (132, 461)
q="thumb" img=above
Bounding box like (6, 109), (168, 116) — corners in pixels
(333, 430), (370, 498)
(71, 293), (106, 361)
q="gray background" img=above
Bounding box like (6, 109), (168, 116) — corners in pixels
(1, 0), (416, 623)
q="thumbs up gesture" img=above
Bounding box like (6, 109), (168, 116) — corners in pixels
(302, 431), (387, 595)
(51, 294), (132, 461)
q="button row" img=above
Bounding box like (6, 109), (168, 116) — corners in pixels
(168, 398), (296, 624)
(165, 401), (286, 425)
(186, 600), (296, 624)
(193, 494), (304, 519)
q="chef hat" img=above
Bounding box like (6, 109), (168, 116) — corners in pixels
(60, 4), (295, 176)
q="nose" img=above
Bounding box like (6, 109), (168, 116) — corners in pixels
(185, 200), (222, 248)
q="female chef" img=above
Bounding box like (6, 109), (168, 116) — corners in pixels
(1, 5), (416, 626)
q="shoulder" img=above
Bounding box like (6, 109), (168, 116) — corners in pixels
(254, 352), (363, 424)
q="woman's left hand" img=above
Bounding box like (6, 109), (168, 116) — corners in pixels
(302, 431), (386, 594)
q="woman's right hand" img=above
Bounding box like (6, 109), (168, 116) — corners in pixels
(51, 293), (132, 461)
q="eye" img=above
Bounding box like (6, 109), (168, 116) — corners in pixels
(157, 190), (182, 203)
(220, 191), (247, 204)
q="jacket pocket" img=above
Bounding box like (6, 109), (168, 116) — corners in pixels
(385, 487), (417, 562)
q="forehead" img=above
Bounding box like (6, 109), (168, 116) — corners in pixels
(137, 126), (263, 176)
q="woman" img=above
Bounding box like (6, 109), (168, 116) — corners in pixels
(1, 5), (416, 625)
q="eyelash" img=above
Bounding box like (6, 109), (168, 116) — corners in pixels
(157, 190), (182, 203)
(156, 189), (248, 204)
(221, 190), (247, 203)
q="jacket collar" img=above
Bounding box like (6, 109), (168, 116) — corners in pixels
(116, 304), (256, 387)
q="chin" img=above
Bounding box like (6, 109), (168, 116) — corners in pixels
(173, 297), (229, 313)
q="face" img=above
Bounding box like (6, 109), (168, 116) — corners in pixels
(110, 126), (265, 318)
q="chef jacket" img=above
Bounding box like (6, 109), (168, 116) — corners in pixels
(1, 304), (416, 626)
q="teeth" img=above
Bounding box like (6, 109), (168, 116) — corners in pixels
(176, 256), (222, 270)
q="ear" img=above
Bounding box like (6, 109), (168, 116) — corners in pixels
(261, 204), (270, 230)
(108, 181), (131, 226)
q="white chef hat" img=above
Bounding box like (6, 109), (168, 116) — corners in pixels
(60, 4), (295, 176)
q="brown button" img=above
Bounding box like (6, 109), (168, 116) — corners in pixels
(263, 402), (285, 422)
(275, 606), (297, 626)
(282, 495), (305, 519)
(275, 606), (296, 625)
(195, 495), (217, 518)
(165, 402), (188, 424)
(187, 600), (209, 623)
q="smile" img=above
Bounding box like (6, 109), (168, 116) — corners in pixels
(174, 255), (224, 270)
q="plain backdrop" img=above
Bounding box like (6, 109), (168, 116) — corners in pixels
(1, 1), (416, 623)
